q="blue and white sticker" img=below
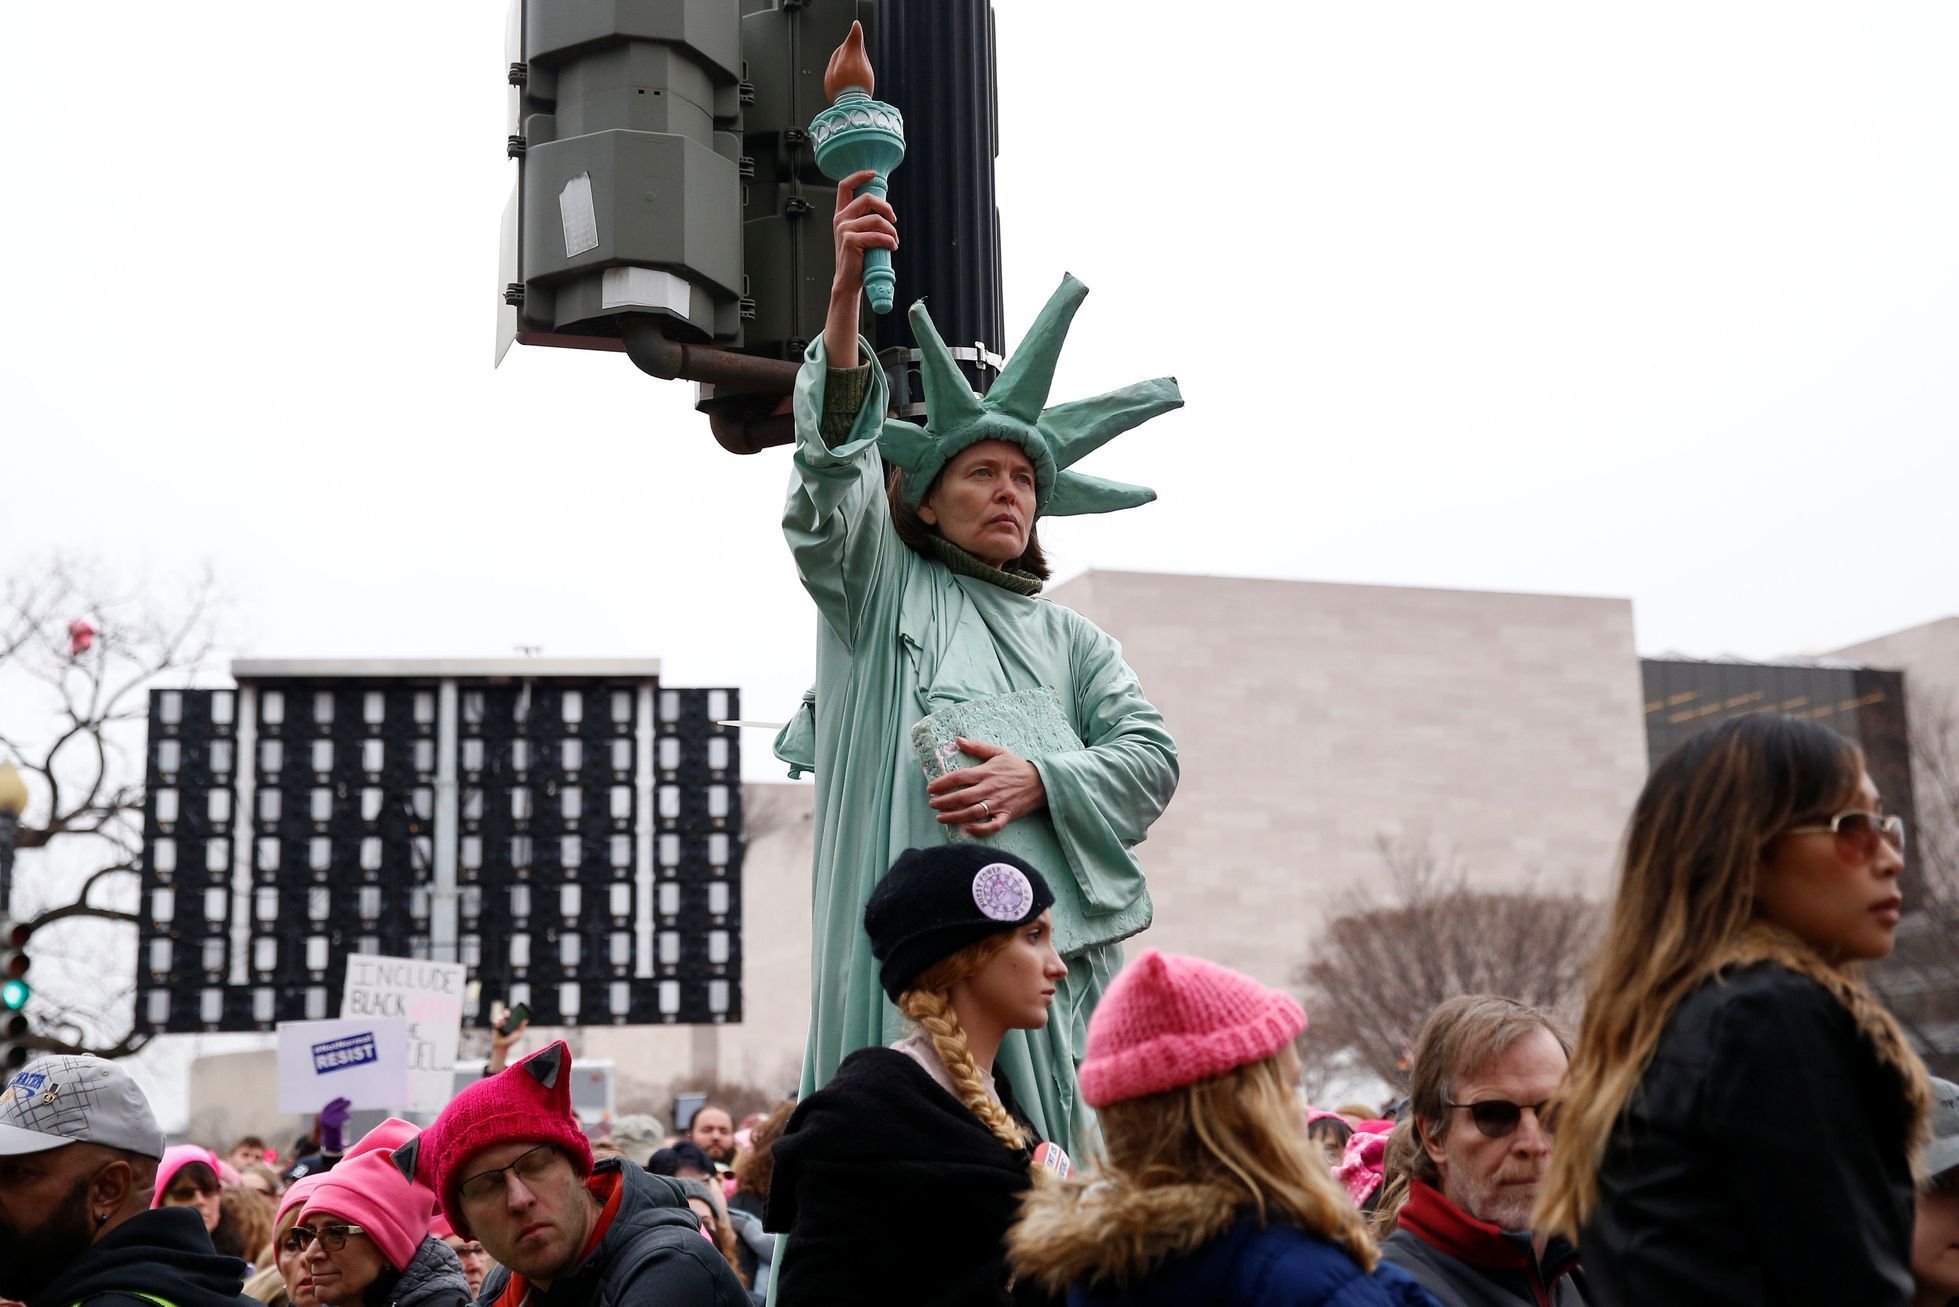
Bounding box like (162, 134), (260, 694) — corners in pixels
(972, 862), (1035, 922)
(311, 1032), (380, 1075)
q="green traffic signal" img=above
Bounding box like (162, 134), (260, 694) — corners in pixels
(0, 977), (27, 1010)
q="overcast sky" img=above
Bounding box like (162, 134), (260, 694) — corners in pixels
(5, 1), (1956, 795)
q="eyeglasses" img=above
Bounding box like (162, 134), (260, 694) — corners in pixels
(1782, 810), (1906, 859)
(282, 1225), (367, 1255)
(456, 1143), (565, 1206)
(162, 1183), (215, 1205)
(1445, 1098), (1552, 1140)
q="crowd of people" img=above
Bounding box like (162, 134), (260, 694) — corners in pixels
(8, 710), (1955, 1307)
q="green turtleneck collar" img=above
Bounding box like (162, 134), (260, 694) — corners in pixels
(925, 534), (1044, 596)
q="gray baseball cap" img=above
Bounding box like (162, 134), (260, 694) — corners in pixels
(1929, 1076), (1959, 1183)
(0, 1055), (165, 1159)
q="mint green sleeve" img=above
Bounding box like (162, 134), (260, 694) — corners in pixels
(1031, 617), (1180, 915)
(783, 335), (894, 650)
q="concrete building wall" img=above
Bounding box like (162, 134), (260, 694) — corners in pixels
(1047, 571), (1649, 992)
(1831, 616), (1959, 871)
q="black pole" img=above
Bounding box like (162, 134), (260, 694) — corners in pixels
(0, 812), (15, 915)
(871, 0), (1004, 403)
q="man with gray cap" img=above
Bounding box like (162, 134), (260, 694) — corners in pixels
(1912, 1076), (1959, 1307)
(0, 1055), (253, 1307)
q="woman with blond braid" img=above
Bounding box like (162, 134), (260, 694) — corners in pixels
(767, 846), (1068, 1306)
(1537, 714), (1928, 1305)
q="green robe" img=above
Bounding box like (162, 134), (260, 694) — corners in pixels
(782, 337), (1179, 1153)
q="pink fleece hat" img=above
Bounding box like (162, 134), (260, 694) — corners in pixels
(350, 1117), (420, 1156)
(396, 1041), (593, 1237)
(153, 1144), (226, 1207)
(277, 1173), (326, 1229)
(299, 1146), (435, 1272)
(1335, 1120), (1395, 1206)
(1078, 949), (1308, 1107)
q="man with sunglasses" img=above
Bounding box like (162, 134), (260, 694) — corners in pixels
(1382, 996), (1592, 1306)
(396, 1040), (745, 1307)
(0, 1054), (255, 1307)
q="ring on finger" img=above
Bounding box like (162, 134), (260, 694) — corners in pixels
(979, 800), (991, 817)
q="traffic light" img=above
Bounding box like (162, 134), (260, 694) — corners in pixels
(0, 919), (29, 1071)
(499, 0), (747, 363)
(0, 918), (29, 1013)
(737, 0), (864, 363)
(496, 1), (863, 369)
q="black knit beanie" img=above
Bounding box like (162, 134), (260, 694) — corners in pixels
(864, 845), (1055, 1002)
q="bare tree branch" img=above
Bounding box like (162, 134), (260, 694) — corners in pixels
(1294, 834), (1603, 1090)
(0, 557), (228, 1059)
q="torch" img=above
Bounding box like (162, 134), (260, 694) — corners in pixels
(810, 21), (906, 314)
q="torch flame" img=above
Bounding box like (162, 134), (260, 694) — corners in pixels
(824, 20), (874, 101)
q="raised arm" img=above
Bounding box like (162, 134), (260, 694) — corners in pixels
(783, 170), (904, 648)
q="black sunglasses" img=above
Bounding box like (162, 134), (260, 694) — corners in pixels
(1445, 1098), (1551, 1140)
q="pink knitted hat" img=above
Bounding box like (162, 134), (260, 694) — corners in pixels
(1078, 949), (1308, 1107)
(396, 1041), (593, 1237)
(299, 1146), (434, 1271)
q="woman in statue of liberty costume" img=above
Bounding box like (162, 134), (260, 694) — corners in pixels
(776, 170), (1182, 1154)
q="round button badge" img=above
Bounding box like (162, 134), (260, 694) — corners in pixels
(972, 862), (1035, 922)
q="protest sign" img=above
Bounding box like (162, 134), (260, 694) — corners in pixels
(276, 1017), (412, 1113)
(341, 954), (468, 1113)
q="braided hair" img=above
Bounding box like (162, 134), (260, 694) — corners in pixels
(897, 931), (1026, 1151)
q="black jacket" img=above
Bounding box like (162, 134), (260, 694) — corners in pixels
(391, 1236), (471, 1307)
(1578, 962), (1918, 1306)
(477, 1158), (747, 1307)
(29, 1206), (254, 1307)
(767, 1047), (1056, 1307)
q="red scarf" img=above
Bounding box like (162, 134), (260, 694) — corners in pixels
(1396, 1177), (1581, 1307)
(492, 1170), (625, 1307)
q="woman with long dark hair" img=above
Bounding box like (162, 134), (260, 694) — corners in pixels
(1538, 713), (1929, 1304)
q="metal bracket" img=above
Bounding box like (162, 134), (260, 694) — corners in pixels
(880, 343), (1006, 419)
(507, 62), (528, 87)
(506, 135), (527, 160)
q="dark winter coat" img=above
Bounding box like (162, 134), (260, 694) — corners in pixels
(767, 1047), (1054, 1306)
(1578, 955), (1926, 1306)
(1380, 1180), (1587, 1307)
(29, 1206), (254, 1307)
(1010, 1177), (1439, 1307)
(477, 1158), (747, 1307)
(390, 1236), (471, 1307)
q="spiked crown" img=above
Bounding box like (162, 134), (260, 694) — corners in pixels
(880, 275), (1182, 518)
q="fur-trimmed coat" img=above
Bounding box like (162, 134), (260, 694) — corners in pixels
(1009, 1178), (1439, 1306)
(1578, 925), (1933, 1306)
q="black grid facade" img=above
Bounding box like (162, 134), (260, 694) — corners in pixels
(135, 674), (740, 1034)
